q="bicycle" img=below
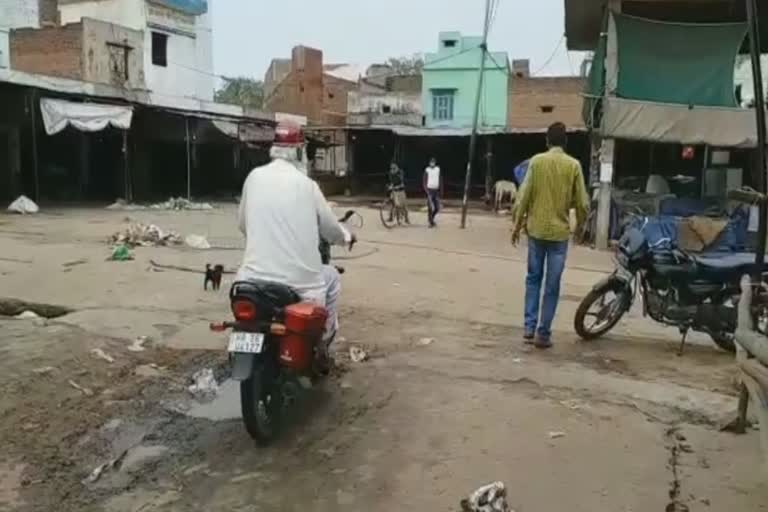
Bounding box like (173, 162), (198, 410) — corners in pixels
(379, 185), (408, 229)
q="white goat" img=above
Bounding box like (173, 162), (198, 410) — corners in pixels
(494, 180), (517, 211)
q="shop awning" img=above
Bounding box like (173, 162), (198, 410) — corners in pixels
(602, 97), (758, 148)
(40, 98), (133, 135)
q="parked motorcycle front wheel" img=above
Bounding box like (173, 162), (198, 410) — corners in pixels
(240, 360), (283, 445)
(709, 332), (736, 353)
(574, 278), (631, 340)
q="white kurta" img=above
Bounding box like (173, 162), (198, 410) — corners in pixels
(236, 158), (348, 296)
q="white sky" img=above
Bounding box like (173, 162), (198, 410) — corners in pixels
(211, 0), (586, 81)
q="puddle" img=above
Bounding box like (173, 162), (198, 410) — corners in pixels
(0, 298), (73, 318)
(185, 379), (241, 421)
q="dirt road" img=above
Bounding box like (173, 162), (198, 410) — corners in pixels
(0, 204), (766, 511)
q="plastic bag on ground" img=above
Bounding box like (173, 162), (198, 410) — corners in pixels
(188, 368), (218, 395)
(7, 195), (39, 214)
(185, 234), (211, 250)
(461, 482), (511, 512)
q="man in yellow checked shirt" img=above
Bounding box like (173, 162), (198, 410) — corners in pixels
(511, 122), (590, 349)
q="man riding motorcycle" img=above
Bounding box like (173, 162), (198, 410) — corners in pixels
(236, 123), (353, 367)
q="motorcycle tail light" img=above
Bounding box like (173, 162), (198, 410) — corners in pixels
(232, 300), (257, 322)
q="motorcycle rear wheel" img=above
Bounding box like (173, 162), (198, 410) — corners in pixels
(240, 361), (282, 445)
(574, 279), (630, 340)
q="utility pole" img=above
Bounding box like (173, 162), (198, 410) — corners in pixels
(747, 0), (767, 273)
(460, 0), (492, 228)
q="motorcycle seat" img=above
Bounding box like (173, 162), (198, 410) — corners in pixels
(230, 280), (301, 313)
(694, 252), (757, 272)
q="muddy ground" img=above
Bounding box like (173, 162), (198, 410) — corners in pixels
(0, 203), (766, 512)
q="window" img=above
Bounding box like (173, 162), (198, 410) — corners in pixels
(443, 39), (457, 48)
(539, 105), (555, 113)
(107, 42), (131, 83)
(432, 89), (455, 121)
(381, 104), (392, 114)
(151, 32), (168, 67)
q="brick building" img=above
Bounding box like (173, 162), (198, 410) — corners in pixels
(10, 18), (145, 89)
(263, 46), (361, 127)
(507, 75), (586, 133)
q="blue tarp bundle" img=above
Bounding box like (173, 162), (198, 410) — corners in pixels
(513, 160), (529, 186)
(631, 208), (749, 253)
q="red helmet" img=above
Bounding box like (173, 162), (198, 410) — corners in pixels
(274, 122), (303, 146)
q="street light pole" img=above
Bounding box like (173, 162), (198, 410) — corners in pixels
(460, 0), (492, 229)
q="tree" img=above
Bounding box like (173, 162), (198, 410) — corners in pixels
(385, 55), (424, 76)
(214, 77), (264, 109)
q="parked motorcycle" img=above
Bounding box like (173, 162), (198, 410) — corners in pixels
(574, 221), (768, 353)
(210, 211), (356, 444)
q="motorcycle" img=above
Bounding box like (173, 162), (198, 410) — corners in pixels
(574, 218), (768, 354)
(210, 211), (356, 444)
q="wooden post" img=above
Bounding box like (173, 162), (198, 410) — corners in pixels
(485, 137), (494, 206)
(123, 130), (132, 201)
(185, 116), (191, 200)
(29, 90), (40, 201)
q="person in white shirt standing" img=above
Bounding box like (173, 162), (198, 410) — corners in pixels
(236, 124), (354, 361)
(423, 157), (442, 228)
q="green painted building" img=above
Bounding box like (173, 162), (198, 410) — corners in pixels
(422, 31), (509, 129)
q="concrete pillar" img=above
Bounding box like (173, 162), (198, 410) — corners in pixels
(595, 139), (615, 249)
(595, 0), (621, 249)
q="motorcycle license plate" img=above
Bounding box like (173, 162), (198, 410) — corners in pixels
(228, 332), (265, 353)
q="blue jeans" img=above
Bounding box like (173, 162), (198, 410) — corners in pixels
(426, 189), (440, 225)
(524, 238), (569, 341)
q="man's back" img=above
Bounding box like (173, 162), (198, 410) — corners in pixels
(514, 147), (589, 242)
(236, 159), (330, 294)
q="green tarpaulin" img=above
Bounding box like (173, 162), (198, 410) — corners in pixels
(615, 14), (747, 107)
(583, 30), (606, 128)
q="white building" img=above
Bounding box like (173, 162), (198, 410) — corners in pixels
(0, 0), (214, 101)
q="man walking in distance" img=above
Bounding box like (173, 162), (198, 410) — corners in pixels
(423, 157), (442, 228)
(511, 122), (589, 349)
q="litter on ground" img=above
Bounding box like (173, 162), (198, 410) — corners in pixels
(548, 431), (566, 439)
(15, 310), (40, 320)
(185, 234), (211, 250)
(109, 223), (182, 248)
(349, 346), (369, 363)
(90, 348), (115, 364)
(106, 197), (214, 211)
(188, 368), (218, 395)
(417, 337), (435, 346)
(68, 380), (94, 396)
(460, 481), (511, 512)
(151, 197), (214, 211)
(7, 195), (39, 214)
(109, 245), (134, 261)
(83, 450), (128, 484)
(128, 336), (150, 352)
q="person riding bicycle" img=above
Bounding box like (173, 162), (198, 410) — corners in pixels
(387, 162), (410, 224)
(236, 123), (355, 368)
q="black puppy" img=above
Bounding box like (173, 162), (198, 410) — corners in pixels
(204, 264), (224, 291)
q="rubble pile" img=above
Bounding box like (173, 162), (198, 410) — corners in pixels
(106, 197), (214, 211)
(150, 197), (214, 211)
(109, 223), (182, 248)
